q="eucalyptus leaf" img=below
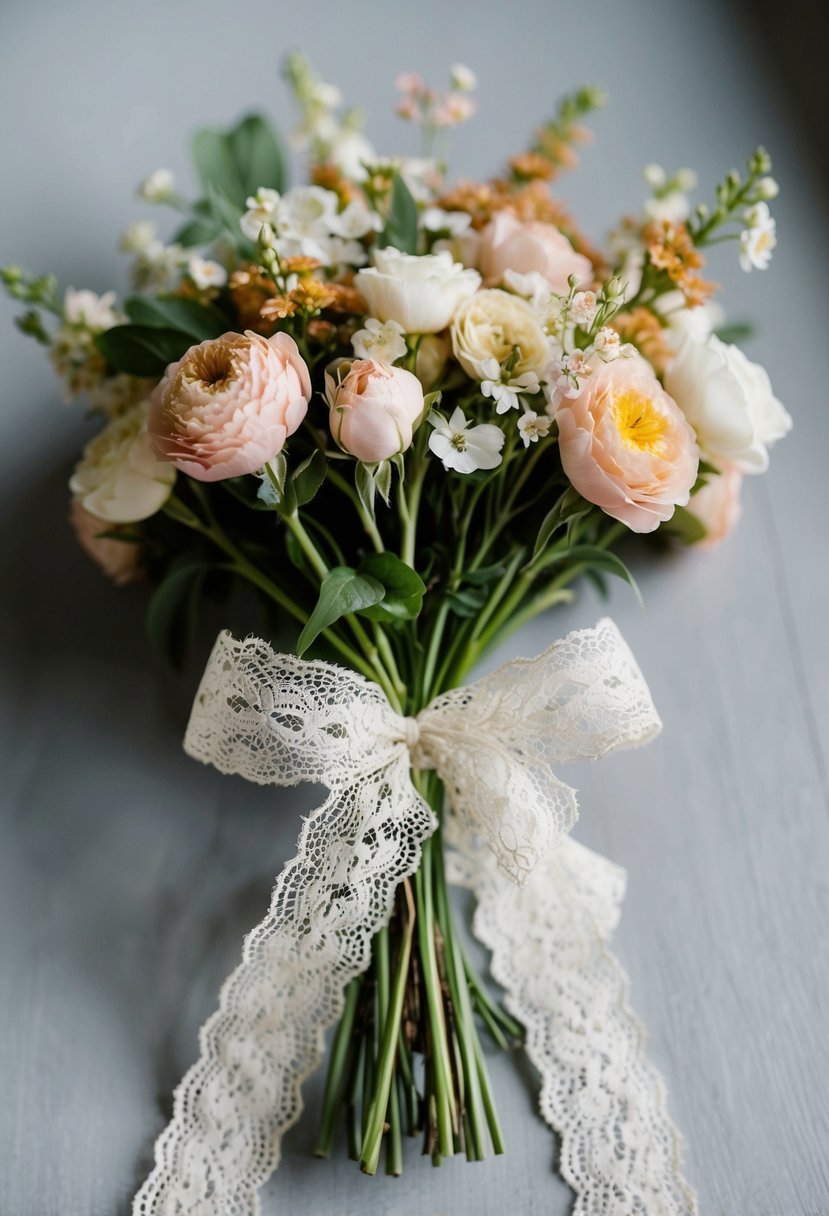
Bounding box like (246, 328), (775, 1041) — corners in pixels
(230, 113), (287, 199)
(192, 127), (246, 207)
(297, 567), (385, 656)
(544, 544), (642, 605)
(95, 324), (193, 376)
(358, 552), (425, 622)
(173, 215), (222, 247)
(378, 173), (419, 254)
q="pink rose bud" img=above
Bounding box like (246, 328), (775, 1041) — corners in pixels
(478, 212), (593, 293)
(326, 359), (425, 463)
(554, 354), (699, 534)
(685, 462), (743, 547)
(148, 331), (311, 481)
(69, 498), (144, 586)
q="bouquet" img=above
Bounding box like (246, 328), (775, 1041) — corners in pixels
(3, 57), (791, 1216)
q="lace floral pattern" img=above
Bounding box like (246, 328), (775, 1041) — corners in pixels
(134, 619), (682, 1216)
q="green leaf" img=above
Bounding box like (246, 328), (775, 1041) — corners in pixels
(192, 127), (246, 207)
(463, 563), (506, 586)
(95, 324), (193, 376)
(666, 504), (708, 545)
(378, 172), (419, 254)
(207, 183), (249, 241)
(124, 296), (228, 341)
(173, 215), (222, 247)
(374, 459), (392, 506)
(358, 553), (425, 622)
(292, 450), (327, 507)
(714, 321), (754, 345)
(546, 544), (642, 605)
(446, 586), (487, 618)
(146, 560), (211, 665)
(355, 461), (376, 520)
(297, 567), (385, 656)
(230, 113), (286, 199)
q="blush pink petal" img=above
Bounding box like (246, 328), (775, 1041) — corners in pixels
(479, 212), (593, 293)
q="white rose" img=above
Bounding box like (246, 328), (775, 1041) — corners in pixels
(664, 335), (791, 473)
(450, 288), (550, 381)
(355, 247), (480, 334)
(69, 402), (176, 522)
(657, 290), (724, 347)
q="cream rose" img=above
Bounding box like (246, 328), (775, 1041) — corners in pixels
(686, 462), (743, 548)
(478, 212), (593, 293)
(149, 331), (311, 481)
(554, 354), (699, 533)
(69, 402), (176, 523)
(355, 247), (480, 334)
(663, 335), (791, 473)
(326, 359), (425, 463)
(69, 498), (144, 585)
(451, 288), (549, 381)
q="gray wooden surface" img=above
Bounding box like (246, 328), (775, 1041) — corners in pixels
(2, 1), (828, 1213)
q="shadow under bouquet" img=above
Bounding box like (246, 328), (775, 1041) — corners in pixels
(3, 57), (790, 1216)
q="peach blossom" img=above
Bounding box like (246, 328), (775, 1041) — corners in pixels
(553, 354), (699, 533)
(69, 498), (144, 586)
(148, 331), (311, 481)
(478, 212), (593, 293)
(326, 359), (425, 463)
(686, 462), (743, 548)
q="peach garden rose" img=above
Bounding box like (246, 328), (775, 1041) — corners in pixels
(478, 212), (593, 293)
(148, 330), (311, 481)
(326, 358), (425, 463)
(552, 354), (699, 533)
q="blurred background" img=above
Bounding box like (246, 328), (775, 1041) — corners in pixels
(1, 2), (828, 1214)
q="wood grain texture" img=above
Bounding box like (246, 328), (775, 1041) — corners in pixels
(1, 1), (828, 1213)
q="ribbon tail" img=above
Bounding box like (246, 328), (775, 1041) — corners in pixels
(449, 835), (699, 1216)
(134, 760), (435, 1216)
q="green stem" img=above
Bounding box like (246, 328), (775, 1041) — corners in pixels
(314, 978), (361, 1157)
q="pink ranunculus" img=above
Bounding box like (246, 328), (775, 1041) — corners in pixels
(478, 212), (593, 293)
(554, 354), (699, 533)
(686, 462), (743, 548)
(326, 359), (425, 463)
(69, 498), (144, 586)
(148, 331), (311, 481)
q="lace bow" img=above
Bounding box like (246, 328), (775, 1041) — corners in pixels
(134, 618), (697, 1216)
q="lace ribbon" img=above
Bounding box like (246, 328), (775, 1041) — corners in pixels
(133, 618), (696, 1216)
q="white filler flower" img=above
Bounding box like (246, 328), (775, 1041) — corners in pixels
(428, 406), (504, 473)
(351, 318), (408, 365)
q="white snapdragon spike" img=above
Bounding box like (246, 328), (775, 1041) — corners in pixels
(240, 188), (281, 242)
(570, 290), (598, 328)
(187, 257), (228, 290)
(137, 168), (176, 202)
(739, 201), (777, 272)
(351, 317), (407, 364)
(517, 410), (552, 447)
(421, 207), (473, 236)
(428, 406), (504, 473)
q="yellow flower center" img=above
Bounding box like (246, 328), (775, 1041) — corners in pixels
(613, 390), (667, 454)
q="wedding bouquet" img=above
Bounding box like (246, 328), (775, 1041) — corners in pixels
(3, 57), (790, 1216)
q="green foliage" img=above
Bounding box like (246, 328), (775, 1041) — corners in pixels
(714, 322), (754, 345)
(124, 295), (228, 341)
(95, 324), (194, 376)
(292, 450), (328, 507)
(378, 173), (419, 254)
(146, 558), (212, 664)
(297, 567), (385, 655)
(358, 553), (425, 623)
(531, 487), (592, 563)
(192, 114), (286, 210)
(666, 505), (708, 545)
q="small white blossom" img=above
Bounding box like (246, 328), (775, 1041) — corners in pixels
(137, 169), (176, 203)
(118, 220), (159, 256)
(450, 63), (478, 92)
(739, 201), (776, 272)
(547, 349), (594, 401)
(187, 256), (228, 290)
(569, 291), (598, 328)
(517, 410), (552, 447)
(328, 200), (382, 239)
(594, 327), (622, 359)
(63, 288), (121, 330)
(351, 317), (408, 365)
(130, 241), (186, 293)
(481, 370), (542, 415)
(643, 163), (666, 190)
(421, 207), (473, 236)
(755, 176), (779, 200)
(428, 406), (504, 473)
(240, 188), (281, 241)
